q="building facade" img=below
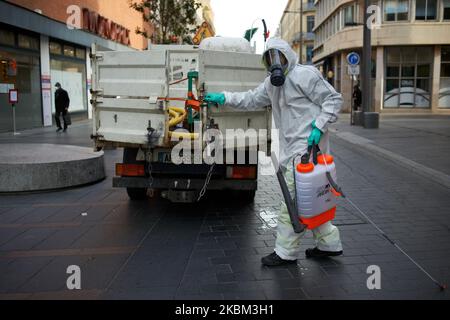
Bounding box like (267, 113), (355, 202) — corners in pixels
(0, 0), (150, 133)
(313, 0), (450, 114)
(280, 0), (316, 64)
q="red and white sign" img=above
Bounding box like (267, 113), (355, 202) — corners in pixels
(9, 89), (18, 104)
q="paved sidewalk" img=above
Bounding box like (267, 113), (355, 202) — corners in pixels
(0, 117), (449, 300)
(0, 120), (93, 148)
(333, 114), (450, 176)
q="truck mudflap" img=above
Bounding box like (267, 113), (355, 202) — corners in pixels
(112, 177), (257, 191)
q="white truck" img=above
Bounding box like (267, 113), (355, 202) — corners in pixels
(90, 38), (272, 203)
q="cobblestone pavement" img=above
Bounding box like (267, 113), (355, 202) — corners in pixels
(0, 117), (449, 300)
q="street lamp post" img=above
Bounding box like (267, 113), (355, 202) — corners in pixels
(362, 0), (371, 116)
(362, 0), (379, 129)
(299, 0), (303, 64)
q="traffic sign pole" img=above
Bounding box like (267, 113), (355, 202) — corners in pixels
(347, 52), (360, 126)
(9, 89), (20, 136)
(12, 104), (17, 135)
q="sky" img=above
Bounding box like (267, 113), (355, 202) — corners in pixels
(210, 0), (289, 53)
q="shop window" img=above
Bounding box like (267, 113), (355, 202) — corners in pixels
(416, 0), (437, 20)
(76, 48), (86, 60)
(0, 29), (15, 46)
(0, 51), (42, 132)
(384, 0), (410, 22)
(417, 64), (431, 77)
(18, 34), (39, 50)
(402, 65), (415, 77)
(63, 45), (75, 57)
(440, 46), (450, 108)
(384, 47), (433, 108)
(387, 65), (400, 77)
(50, 58), (87, 113)
(49, 42), (62, 55)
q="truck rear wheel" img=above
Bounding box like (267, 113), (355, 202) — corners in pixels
(123, 148), (148, 201)
(126, 188), (148, 200)
(240, 190), (256, 203)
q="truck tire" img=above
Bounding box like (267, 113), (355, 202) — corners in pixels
(123, 148), (148, 200)
(240, 190), (256, 203)
(127, 187), (148, 200)
(220, 190), (256, 204)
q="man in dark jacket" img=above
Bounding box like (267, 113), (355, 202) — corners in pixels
(352, 84), (362, 111)
(54, 82), (70, 132)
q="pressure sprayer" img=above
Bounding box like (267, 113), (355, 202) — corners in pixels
(294, 147), (339, 230)
(271, 143), (446, 291)
(271, 144), (340, 233)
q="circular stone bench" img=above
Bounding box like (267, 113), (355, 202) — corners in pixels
(0, 144), (105, 193)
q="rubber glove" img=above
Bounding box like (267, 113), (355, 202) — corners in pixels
(308, 120), (323, 147)
(204, 92), (226, 106)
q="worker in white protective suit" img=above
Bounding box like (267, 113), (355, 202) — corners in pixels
(204, 38), (344, 266)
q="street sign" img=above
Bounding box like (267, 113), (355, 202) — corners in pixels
(9, 89), (18, 104)
(347, 52), (360, 66)
(348, 65), (360, 76)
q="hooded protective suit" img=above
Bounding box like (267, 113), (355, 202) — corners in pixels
(222, 38), (343, 260)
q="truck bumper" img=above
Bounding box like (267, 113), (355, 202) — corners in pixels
(112, 177), (257, 191)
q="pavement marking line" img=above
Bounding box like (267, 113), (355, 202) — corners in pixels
(0, 289), (103, 300)
(0, 246), (136, 258)
(330, 129), (450, 189)
(103, 213), (165, 293)
(31, 202), (128, 208)
(0, 222), (82, 229)
(327, 131), (448, 291)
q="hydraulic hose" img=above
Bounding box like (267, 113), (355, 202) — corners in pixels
(167, 106), (199, 140)
(168, 107), (187, 127)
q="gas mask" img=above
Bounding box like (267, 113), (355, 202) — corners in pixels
(263, 49), (289, 87)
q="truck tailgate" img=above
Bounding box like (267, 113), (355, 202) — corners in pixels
(91, 48), (168, 147)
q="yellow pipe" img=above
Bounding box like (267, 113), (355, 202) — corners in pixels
(169, 131), (200, 140)
(167, 106), (199, 140)
(168, 107), (187, 127)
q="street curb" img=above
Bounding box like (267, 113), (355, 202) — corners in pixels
(330, 129), (450, 189)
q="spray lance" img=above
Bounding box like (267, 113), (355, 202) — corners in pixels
(271, 152), (306, 234)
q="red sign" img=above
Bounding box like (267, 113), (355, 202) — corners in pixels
(9, 89), (18, 104)
(82, 9), (131, 46)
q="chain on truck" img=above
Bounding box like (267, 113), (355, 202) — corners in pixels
(90, 38), (272, 203)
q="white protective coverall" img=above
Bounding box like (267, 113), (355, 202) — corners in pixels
(223, 38), (343, 260)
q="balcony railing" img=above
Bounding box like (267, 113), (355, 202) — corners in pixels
(292, 32), (315, 43)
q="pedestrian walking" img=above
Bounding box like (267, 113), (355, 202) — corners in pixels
(205, 38), (344, 266)
(54, 82), (70, 132)
(353, 84), (362, 111)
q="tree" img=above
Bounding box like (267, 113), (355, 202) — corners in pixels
(130, 0), (202, 45)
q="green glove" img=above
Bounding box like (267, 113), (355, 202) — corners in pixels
(204, 92), (226, 106)
(308, 120), (323, 147)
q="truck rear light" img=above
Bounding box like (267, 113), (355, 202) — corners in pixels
(226, 166), (257, 180)
(116, 164), (145, 177)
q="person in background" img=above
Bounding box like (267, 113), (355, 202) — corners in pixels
(353, 84), (362, 111)
(54, 82), (70, 132)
